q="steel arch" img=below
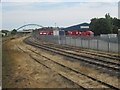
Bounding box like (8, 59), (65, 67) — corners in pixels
(16, 24), (43, 30)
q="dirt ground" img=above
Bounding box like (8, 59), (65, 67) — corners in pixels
(2, 36), (80, 88)
(0, 37), (2, 87)
(2, 36), (119, 88)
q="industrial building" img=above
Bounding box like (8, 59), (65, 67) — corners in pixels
(62, 23), (90, 31)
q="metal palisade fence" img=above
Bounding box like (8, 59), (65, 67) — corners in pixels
(33, 33), (118, 53)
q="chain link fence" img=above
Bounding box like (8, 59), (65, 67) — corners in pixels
(33, 33), (119, 53)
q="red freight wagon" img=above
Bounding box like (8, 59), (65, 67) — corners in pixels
(81, 31), (94, 36)
(39, 31), (53, 35)
(81, 32), (87, 36)
(78, 31), (82, 36)
(39, 31), (47, 35)
(85, 31), (94, 36)
(67, 31), (80, 36)
(66, 30), (94, 37)
(47, 31), (53, 35)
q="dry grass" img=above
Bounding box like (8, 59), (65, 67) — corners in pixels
(25, 40), (119, 88)
(2, 36), (80, 88)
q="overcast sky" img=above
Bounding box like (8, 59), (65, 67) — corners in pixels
(1, 0), (119, 30)
(1, 0), (120, 2)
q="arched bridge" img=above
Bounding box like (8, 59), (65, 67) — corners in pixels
(16, 24), (44, 30)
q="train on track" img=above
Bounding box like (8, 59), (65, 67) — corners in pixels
(39, 30), (94, 37)
(38, 23), (94, 37)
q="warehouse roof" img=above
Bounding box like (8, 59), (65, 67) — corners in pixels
(63, 23), (90, 31)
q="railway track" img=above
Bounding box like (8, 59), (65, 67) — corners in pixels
(34, 36), (119, 61)
(22, 37), (120, 89)
(51, 44), (119, 61)
(37, 42), (120, 67)
(24, 38), (120, 74)
(52, 43), (119, 60)
(17, 46), (86, 89)
(44, 45), (120, 69)
(33, 37), (120, 67)
(32, 37), (120, 67)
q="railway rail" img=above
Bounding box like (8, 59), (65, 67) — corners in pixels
(33, 37), (120, 67)
(34, 40), (120, 67)
(17, 46), (86, 89)
(41, 44), (120, 69)
(24, 37), (120, 74)
(52, 43), (119, 60)
(34, 36), (119, 60)
(51, 44), (119, 61)
(22, 37), (119, 89)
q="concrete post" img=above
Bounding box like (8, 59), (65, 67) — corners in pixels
(118, 29), (120, 57)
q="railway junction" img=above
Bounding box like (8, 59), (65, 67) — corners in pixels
(2, 34), (119, 89)
(2, 24), (120, 89)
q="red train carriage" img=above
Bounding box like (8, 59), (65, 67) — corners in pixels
(66, 31), (81, 36)
(84, 31), (94, 36)
(66, 31), (94, 37)
(39, 30), (94, 37)
(39, 31), (53, 35)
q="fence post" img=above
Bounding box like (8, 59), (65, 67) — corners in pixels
(58, 36), (60, 44)
(75, 36), (76, 46)
(88, 37), (90, 49)
(81, 37), (82, 48)
(65, 36), (66, 45)
(118, 29), (120, 57)
(108, 35), (110, 52)
(61, 36), (62, 45)
(97, 37), (99, 51)
(79, 37), (81, 47)
(70, 36), (72, 46)
(75, 36), (77, 47)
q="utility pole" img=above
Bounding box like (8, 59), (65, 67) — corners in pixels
(55, 23), (56, 29)
(55, 22), (58, 31)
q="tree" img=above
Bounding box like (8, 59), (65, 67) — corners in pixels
(105, 13), (113, 33)
(112, 18), (120, 34)
(90, 18), (100, 35)
(1, 30), (9, 36)
(11, 29), (17, 35)
(90, 18), (110, 35)
(90, 14), (119, 36)
(1, 30), (9, 34)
